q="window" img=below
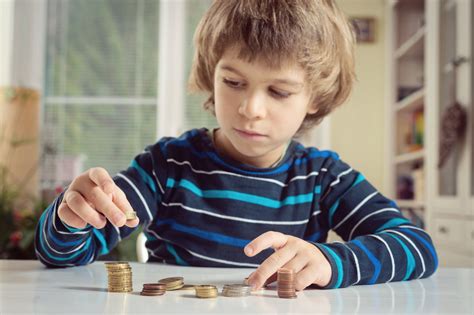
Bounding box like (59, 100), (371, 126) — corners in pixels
(183, 0), (217, 131)
(42, 0), (217, 189)
(42, 0), (160, 190)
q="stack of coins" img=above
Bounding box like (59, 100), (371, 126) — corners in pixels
(277, 268), (297, 299)
(158, 277), (185, 291)
(125, 211), (137, 220)
(222, 284), (253, 297)
(140, 283), (166, 296)
(105, 262), (133, 293)
(195, 285), (218, 298)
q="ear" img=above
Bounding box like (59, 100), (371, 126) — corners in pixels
(306, 102), (319, 115)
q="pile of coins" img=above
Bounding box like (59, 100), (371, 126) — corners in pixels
(158, 277), (185, 290)
(277, 268), (297, 299)
(105, 262), (133, 293)
(140, 283), (166, 296)
(195, 285), (218, 298)
(222, 284), (252, 297)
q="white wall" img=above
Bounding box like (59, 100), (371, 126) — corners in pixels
(0, 0), (45, 89)
(333, 0), (387, 195)
(0, 0), (15, 86)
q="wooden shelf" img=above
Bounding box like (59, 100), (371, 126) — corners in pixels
(396, 199), (425, 209)
(395, 88), (425, 113)
(395, 26), (426, 59)
(394, 149), (425, 164)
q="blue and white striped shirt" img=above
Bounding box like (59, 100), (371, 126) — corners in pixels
(35, 128), (438, 288)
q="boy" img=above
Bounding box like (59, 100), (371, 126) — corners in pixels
(35, 0), (438, 290)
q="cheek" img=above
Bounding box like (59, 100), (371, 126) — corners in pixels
(214, 85), (240, 114)
(273, 104), (307, 127)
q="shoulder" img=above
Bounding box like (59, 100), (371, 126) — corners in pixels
(291, 141), (341, 169)
(147, 128), (209, 155)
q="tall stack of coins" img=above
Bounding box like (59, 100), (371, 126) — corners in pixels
(158, 277), (184, 291)
(140, 283), (166, 296)
(195, 285), (218, 298)
(105, 262), (133, 293)
(222, 284), (252, 297)
(277, 268), (297, 299)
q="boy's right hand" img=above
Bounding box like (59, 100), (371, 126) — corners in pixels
(57, 167), (139, 229)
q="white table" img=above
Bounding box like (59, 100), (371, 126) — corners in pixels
(0, 260), (473, 314)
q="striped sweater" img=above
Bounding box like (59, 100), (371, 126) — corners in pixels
(35, 128), (438, 288)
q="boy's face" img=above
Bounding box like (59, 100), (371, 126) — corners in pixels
(213, 46), (317, 168)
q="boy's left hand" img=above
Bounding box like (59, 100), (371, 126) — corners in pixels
(244, 231), (332, 290)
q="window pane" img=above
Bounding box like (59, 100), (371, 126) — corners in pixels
(183, 0), (217, 131)
(45, 0), (159, 97)
(42, 103), (157, 187)
(43, 0), (159, 188)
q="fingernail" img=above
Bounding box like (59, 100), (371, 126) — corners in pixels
(244, 246), (253, 256)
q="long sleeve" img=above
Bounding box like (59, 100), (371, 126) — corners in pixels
(313, 156), (438, 288)
(35, 140), (168, 267)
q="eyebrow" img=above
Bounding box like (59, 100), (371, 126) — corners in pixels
(219, 64), (304, 88)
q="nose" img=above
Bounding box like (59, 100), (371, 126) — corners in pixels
(238, 91), (267, 120)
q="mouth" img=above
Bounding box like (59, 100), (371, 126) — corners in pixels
(234, 128), (266, 138)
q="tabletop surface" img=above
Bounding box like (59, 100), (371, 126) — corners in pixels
(0, 260), (473, 314)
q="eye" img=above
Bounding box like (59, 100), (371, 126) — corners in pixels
(269, 88), (291, 99)
(223, 78), (245, 89)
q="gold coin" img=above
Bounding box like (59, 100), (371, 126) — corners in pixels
(105, 261), (129, 266)
(125, 211), (137, 220)
(195, 285), (218, 298)
(166, 283), (185, 291)
(158, 277), (184, 284)
(179, 284), (196, 290)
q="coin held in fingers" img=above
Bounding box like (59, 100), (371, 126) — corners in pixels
(125, 211), (138, 220)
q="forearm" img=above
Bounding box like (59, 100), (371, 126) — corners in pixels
(35, 189), (144, 268)
(314, 224), (438, 288)
(34, 193), (97, 267)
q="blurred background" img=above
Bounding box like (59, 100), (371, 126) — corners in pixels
(0, 0), (472, 266)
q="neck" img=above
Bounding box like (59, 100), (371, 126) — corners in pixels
(212, 128), (288, 168)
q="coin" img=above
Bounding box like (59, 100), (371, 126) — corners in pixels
(140, 283), (166, 296)
(125, 211), (137, 220)
(140, 291), (165, 296)
(105, 262), (133, 293)
(143, 283), (166, 290)
(179, 284), (196, 290)
(158, 276), (184, 291)
(277, 268), (297, 299)
(222, 284), (253, 297)
(195, 285), (218, 298)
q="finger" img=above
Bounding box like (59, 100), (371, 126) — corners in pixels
(263, 272), (277, 286)
(80, 180), (126, 227)
(246, 272), (277, 287)
(294, 265), (318, 291)
(281, 253), (310, 274)
(63, 191), (106, 229)
(58, 202), (88, 229)
(88, 167), (115, 195)
(248, 244), (296, 289)
(113, 187), (139, 228)
(244, 231), (288, 257)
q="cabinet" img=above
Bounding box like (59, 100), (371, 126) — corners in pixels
(386, 0), (473, 267)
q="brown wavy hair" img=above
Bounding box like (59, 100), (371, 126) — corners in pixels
(188, 0), (356, 134)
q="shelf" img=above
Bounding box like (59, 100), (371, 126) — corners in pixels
(394, 149), (425, 165)
(395, 88), (424, 113)
(395, 26), (426, 59)
(396, 199), (425, 209)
